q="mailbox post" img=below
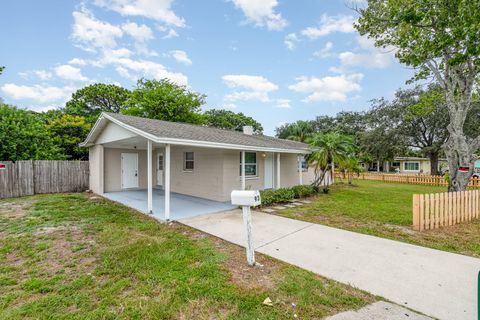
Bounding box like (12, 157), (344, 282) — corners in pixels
(231, 190), (261, 266)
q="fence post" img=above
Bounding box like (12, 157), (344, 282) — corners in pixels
(413, 194), (420, 231)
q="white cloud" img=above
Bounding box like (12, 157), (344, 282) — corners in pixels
(231, 0), (287, 31)
(54, 65), (89, 82)
(122, 22), (153, 42)
(338, 36), (394, 69)
(288, 73), (363, 103)
(94, 0), (185, 27)
(163, 28), (179, 39)
(222, 74), (278, 102)
(284, 33), (299, 50)
(224, 103), (237, 109)
(0, 83), (76, 104)
(170, 50), (192, 65)
(68, 58), (88, 66)
(121, 22), (156, 55)
(275, 99), (291, 108)
(301, 14), (356, 39)
(71, 9), (123, 52)
(112, 57), (188, 85)
(19, 70), (53, 80)
(313, 41), (333, 59)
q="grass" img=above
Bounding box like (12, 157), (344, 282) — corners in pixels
(0, 193), (376, 319)
(277, 180), (480, 257)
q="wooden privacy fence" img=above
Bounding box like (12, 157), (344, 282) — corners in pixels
(412, 190), (480, 231)
(336, 172), (480, 188)
(0, 160), (89, 199)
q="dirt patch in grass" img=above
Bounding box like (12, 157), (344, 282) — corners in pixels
(177, 298), (236, 320)
(0, 201), (32, 219)
(177, 224), (279, 291)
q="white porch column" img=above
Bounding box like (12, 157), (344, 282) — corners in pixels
(298, 155), (303, 185)
(165, 144), (171, 221)
(147, 140), (153, 214)
(276, 153), (281, 189)
(241, 151), (246, 190)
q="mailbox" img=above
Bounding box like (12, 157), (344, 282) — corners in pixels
(231, 190), (261, 207)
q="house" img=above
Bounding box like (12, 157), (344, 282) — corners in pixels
(80, 112), (314, 221)
(364, 157), (449, 175)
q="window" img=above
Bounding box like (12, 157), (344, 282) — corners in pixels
(392, 162), (400, 167)
(298, 158), (308, 172)
(239, 152), (257, 176)
(184, 152), (194, 171)
(404, 162), (419, 171)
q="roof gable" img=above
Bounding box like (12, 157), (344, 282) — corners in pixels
(81, 113), (311, 154)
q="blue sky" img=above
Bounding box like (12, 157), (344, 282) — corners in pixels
(0, 0), (414, 135)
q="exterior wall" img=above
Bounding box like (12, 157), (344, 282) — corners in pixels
(89, 145), (104, 194)
(169, 146), (225, 202)
(278, 153), (301, 188)
(223, 150), (265, 201)
(396, 159), (449, 175)
(103, 147), (156, 192)
(96, 145), (310, 202)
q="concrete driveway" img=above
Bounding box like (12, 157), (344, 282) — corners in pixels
(180, 210), (480, 320)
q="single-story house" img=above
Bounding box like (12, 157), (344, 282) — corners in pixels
(80, 112), (315, 221)
(363, 157), (448, 175)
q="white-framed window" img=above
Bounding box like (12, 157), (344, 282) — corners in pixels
(392, 162), (400, 167)
(184, 152), (194, 171)
(298, 158), (308, 172)
(404, 162), (420, 171)
(239, 152), (257, 176)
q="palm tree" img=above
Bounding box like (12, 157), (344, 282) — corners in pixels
(307, 132), (355, 190)
(338, 157), (363, 184)
(286, 121), (314, 142)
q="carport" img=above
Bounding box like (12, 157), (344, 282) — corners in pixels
(103, 189), (236, 220)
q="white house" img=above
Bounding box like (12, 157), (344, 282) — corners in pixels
(80, 113), (314, 220)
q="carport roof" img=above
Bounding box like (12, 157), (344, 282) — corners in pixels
(81, 112), (311, 153)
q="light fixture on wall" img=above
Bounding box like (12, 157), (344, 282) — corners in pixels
(261, 152), (266, 158)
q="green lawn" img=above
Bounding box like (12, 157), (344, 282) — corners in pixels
(0, 193), (375, 319)
(278, 180), (480, 257)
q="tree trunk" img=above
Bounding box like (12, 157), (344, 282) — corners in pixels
(444, 133), (474, 192)
(428, 152), (440, 176)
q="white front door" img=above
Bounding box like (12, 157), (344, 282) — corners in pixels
(264, 153), (274, 189)
(156, 153), (164, 187)
(121, 153), (138, 189)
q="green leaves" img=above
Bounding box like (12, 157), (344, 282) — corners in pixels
(0, 104), (65, 161)
(124, 78), (205, 124)
(203, 109), (263, 133)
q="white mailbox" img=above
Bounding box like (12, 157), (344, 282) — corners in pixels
(231, 190), (261, 206)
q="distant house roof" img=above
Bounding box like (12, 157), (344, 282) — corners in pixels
(393, 157), (448, 161)
(80, 112), (311, 154)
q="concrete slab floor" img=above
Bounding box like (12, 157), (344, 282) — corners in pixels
(102, 189), (236, 221)
(181, 210), (480, 320)
(327, 301), (433, 320)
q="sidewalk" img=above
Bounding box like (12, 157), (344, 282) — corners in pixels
(180, 210), (480, 320)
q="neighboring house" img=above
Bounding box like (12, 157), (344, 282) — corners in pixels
(363, 157), (448, 175)
(80, 113), (314, 220)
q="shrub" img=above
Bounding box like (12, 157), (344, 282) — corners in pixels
(291, 185), (316, 198)
(259, 185), (317, 206)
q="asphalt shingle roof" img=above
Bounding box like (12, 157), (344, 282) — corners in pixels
(104, 113), (310, 152)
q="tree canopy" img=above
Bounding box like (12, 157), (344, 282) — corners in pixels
(124, 78), (205, 124)
(65, 83), (131, 124)
(0, 104), (65, 161)
(203, 109), (263, 133)
(355, 0), (480, 190)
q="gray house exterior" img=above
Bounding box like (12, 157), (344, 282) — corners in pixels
(81, 113), (314, 220)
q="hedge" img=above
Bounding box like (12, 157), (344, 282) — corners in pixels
(259, 185), (317, 206)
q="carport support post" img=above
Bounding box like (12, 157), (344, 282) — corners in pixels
(241, 151), (246, 190)
(147, 140), (153, 214)
(242, 205), (255, 266)
(165, 144), (171, 221)
(298, 155), (303, 185)
(276, 153), (281, 189)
